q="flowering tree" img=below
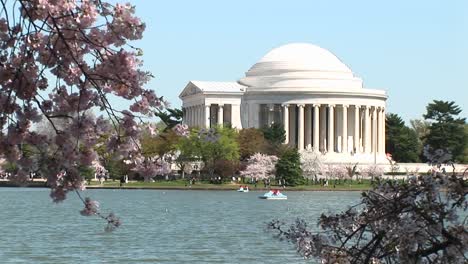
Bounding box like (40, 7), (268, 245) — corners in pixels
(361, 165), (384, 181)
(0, 1), (190, 230)
(128, 154), (172, 182)
(240, 153), (278, 180)
(268, 151), (468, 263)
(299, 148), (324, 181)
(91, 159), (106, 179)
(324, 164), (348, 183)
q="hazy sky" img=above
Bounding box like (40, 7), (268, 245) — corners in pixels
(127, 0), (467, 123)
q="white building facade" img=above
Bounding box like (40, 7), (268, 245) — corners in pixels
(179, 43), (388, 164)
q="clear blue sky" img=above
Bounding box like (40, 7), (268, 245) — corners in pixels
(126, 0), (467, 123)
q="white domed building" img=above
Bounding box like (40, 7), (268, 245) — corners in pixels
(179, 43), (388, 163)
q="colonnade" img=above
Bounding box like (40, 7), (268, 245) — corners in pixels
(183, 102), (386, 155)
(183, 104), (230, 128)
(281, 104), (385, 154)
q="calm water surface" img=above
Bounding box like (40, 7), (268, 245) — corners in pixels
(0, 188), (360, 263)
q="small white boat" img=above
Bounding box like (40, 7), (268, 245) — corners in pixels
(237, 186), (249, 192)
(259, 190), (287, 200)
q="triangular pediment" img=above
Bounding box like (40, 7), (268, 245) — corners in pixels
(179, 81), (245, 98)
(179, 81), (203, 98)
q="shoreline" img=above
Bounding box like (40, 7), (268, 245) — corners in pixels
(85, 186), (369, 191)
(0, 181), (370, 191)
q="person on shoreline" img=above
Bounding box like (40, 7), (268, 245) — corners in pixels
(119, 175), (125, 187)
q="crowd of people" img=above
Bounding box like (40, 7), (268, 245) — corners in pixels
(0, 172), (11, 179)
(0, 171), (42, 180)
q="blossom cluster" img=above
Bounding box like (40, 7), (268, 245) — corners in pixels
(127, 154), (172, 182)
(268, 173), (468, 263)
(240, 153), (278, 180)
(299, 148), (324, 179)
(0, 1), (162, 202)
(172, 124), (189, 137)
(360, 165), (384, 179)
(0, 1), (165, 231)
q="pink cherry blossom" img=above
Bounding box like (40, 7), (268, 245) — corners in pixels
(241, 153), (278, 180)
(173, 124), (189, 137)
(268, 169), (467, 263)
(0, 0), (163, 230)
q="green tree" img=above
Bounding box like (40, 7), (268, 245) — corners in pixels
(78, 165), (95, 183)
(237, 128), (267, 160)
(423, 100), (467, 162)
(214, 159), (239, 179)
(463, 124), (468, 163)
(94, 131), (131, 180)
(262, 123), (286, 146)
(385, 113), (420, 162)
(175, 132), (199, 178)
(275, 147), (303, 186)
(140, 129), (180, 158)
(154, 107), (183, 130)
(105, 157), (131, 181)
(195, 126), (240, 178)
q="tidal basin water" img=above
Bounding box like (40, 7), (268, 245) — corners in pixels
(0, 188), (360, 263)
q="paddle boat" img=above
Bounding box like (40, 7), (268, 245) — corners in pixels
(259, 189), (287, 200)
(237, 186), (249, 192)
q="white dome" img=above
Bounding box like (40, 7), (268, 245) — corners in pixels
(257, 43), (351, 73)
(239, 43), (362, 89)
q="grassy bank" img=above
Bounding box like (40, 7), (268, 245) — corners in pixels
(0, 180), (47, 188)
(0, 179), (373, 191)
(86, 180), (372, 191)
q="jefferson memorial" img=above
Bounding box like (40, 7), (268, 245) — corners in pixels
(179, 43), (388, 163)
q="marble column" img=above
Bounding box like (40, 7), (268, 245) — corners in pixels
(205, 104), (211, 128)
(182, 108), (186, 125)
(194, 105), (199, 127)
(320, 105), (327, 151)
(381, 108), (386, 154)
(354, 105), (360, 153)
(364, 106), (371, 153)
(328, 105), (335, 153)
(298, 104), (305, 150)
(199, 105), (204, 127)
(282, 104), (289, 144)
(342, 105), (348, 153)
(305, 105), (312, 149)
(190, 106), (194, 126)
(192, 106), (196, 127)
(377, 108), (382, 154)
(313, 104), (320, 152)
(290, 106), (296, 146)
(372, 107), (377, 154)
(217, 104), (224, 126)
(194, 106), (198, 126)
